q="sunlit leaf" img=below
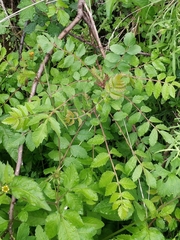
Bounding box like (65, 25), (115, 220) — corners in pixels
(91, 152), (109, 168)
(11, 176), (51, 211)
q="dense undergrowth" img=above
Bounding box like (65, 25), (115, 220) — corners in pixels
(0, 0), (180, 239)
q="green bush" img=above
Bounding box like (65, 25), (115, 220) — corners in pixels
(0, 0), (180, 239)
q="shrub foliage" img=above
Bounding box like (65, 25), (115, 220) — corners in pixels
(0, 0), (180, 239)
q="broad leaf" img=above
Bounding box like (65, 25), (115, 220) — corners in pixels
(132, 165), (142, 182)
(138, 122), (150, 137)
(149, 128), (158, 146)
(144, 169), (157, 188)
(35, 225), (49, 240)
(58, 218), (80, 240)
(10, 176), (51, 211)
(87, 134), (104, 145)
(99, 171), (115, 188)
(32, 121), (48, 147)
(91, 152), (109, 168)
(48, 117), (61, 138)
(125, 156), (137, 176)
(70, 145), (88, 158)
(63, 164), (79, 189)
(120, 178), (136, 189)
(45, 212), (60, 239)
(0, 216), (8, 232)
(37, 35), (53, 53)
(159, 130), (174, 144)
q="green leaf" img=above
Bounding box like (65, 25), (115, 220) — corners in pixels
(121, 191), (135, 200)
(113, 111), (128, 121)
(157, 174), (180, 198)
(157, 73), (166, 81)
(0, 162), (14, 184)
(159, 130), (174, 144)
(132, 95), (144, 104)
(162, 82), (169, 100)
(159, 204), (176, 217)
(32, 121), (48, 147)
(149, 116), (162, 123)
(75, 43), (86, 57)
(57, 9), (69, 26)
(65, 37), (75, 52)
(153, 81), (162, 99)
(118, 204), (129, 220)
(84, 55), (98, 65)
(91, 152), (109, 168)
(94, 199), (120, 221)
(45, 212), (60, 239)
(82, 216), (104, 230)
(149, 128), (158, 146)
(124, 32), (136, 47)
(35, 225), (48, 240)
(132, 165), (142, 182)
(27, 113), (48, 126)
(127, 45), (141, 55)
(144, 64), (157, 78)
(105, 74), (127, 99)
(110, 44), (126, 55)
(105, 0), (116, 18)
(169, 84), (175, 98)
(99, 171), (115, 188)
(63, 210), (84, 228)
(140, 106), (151, 113)
(133, 226), (165, 240)
(120, 178), (136, 189)
(152, 59), (166, 72)
(65, 192), (83, 213)
(10, 176), (51, 211)
(52, 50), (64, 62)
(145, 80), (154, 96)
(63, 164), (79, 189)
(143, 199), (157, 217)
(144, 169), (157, 188)
(37, 35), (53, 53)
(0, 216), (8, 232)
(134, 201), (145, 221)
(106, 52), (120, 63)
(77, 130), (93, 141)
(117, 199), (134, 220)
(25, 131), (35, 151)
(75, 187), (98, 202)
(0, 127), (25, 160)
(138, 122), (150, 137)
(105, 182), (118, 196)
(128, 112), (141, 125)
(58, 218), (80, 240)
(132, 0), (149, 7)
(63, 55), (74, 68)
(48, 117), (61, 138)
(70, 145), (88, 158)
(87, 134), (104, 145)
(125, 156), (137, 176)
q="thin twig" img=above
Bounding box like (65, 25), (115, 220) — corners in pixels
(8, 144), (23, 239)
(0, 0), (13, 27)
(19, 21), (30, 60)
(83, 3), (105, 58)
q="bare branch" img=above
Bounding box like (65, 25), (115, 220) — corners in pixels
(83, 3), (105, 58)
